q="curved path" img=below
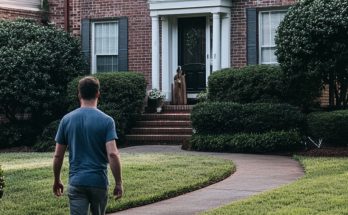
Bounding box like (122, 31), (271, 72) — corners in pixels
(110, 145), (304, 215)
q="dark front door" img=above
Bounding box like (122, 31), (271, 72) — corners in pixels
(178, 17), (206, 93)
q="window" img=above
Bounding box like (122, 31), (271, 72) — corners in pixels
(259, 10), (286, 64)
(92, 21), (118, 73)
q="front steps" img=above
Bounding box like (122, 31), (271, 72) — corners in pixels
(126, 105), (194, 145)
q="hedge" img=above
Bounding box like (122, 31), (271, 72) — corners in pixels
(33, 120), (60, 152)
(67, 72), (146, 144)
(189, 131), (302, 153)
(208, 65), (285, 103)
(191, 102), (306, 134)
(0, 122), (37, 149)
(307, 110), (348, 146)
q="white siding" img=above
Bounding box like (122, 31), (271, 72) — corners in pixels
(0, 0), (41, 11)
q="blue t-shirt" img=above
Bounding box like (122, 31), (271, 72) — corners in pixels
(55, 107), (118, 189)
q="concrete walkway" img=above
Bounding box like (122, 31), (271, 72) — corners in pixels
(110, 145), (304, 215)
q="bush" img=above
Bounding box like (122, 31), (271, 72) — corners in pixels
(276, 0), (348, 109)
(0, 165), (4, 198)
(0, 122), (38, 149)
(307, 110), (348, 147)
(189, 131), (302, 153)
(0, 20), (86, 147)
(67, 72), (146, 144)
(191, 102), (306, 134)
(33, 120), (60, 152)
(208, 65), (285, 103)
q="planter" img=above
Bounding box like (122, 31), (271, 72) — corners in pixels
(148, 98), (163, 113)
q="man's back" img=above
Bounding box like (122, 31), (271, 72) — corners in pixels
(55, 107), (117, 188)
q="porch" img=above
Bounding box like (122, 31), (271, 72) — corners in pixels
(149, 0), (232, 101)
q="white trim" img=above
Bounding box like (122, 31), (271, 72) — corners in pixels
(221, 13), (231, 68)
(0, 0), (41, 12)
(205, 16), (211, 84)
(212, 13), (221, 72)
(161, 17), (172, 101)
(149, 0), (232, 10)
(150, 7), (230, 16)
(151, 16), (161, 89)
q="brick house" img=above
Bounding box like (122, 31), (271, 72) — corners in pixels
(0, 0), (298, 103)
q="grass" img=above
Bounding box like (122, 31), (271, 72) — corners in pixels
(204, 156), (348, 215)
(0, 152), (234, 215)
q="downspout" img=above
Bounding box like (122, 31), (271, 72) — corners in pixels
(64, 0), (69, 31)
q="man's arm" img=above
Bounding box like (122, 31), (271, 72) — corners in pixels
(53, 143), (67, 197)
(106, 140), (123, 199)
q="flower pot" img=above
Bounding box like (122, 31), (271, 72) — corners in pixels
(156, 107), (162, 113)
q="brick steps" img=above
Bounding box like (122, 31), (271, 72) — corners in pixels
(131, 127), (193, 135)
(126, 105), (193, 145)
(141, 113), (190, 121)
(135, 120), (191, 127)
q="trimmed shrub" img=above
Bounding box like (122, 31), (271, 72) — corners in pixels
(191, 102), (306, 134)
(0, 165), (4, 198)
(189, 131), (302, 153)
(67, 72), (146, 144)
(33, 120), (60, 152)
(208, 65), (285, 103)
(276, 0), (348, 109)
(0, 20), (86, 148)
(307, 110), (348, 146)
(0, 20), (86, 126)
(0, 122), (37, 149)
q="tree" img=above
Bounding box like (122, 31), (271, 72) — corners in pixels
(0, 19), (87, 127)
(276, 0), (348, 109)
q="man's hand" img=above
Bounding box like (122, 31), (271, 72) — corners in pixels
(113, 183), (123, 200)
(53, 180), (64, 197)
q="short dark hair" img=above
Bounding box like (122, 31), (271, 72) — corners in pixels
(78, 76), (100, 100)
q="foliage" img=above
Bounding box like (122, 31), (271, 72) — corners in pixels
(307, 110), (348, 147)
(191, 102), (306, 134)
(33, 120), (60, 152)
(67, 72), (146, 144)
(208, 65), (285, 103)
(0, 165), (4, 199)
(205, 157), (348, 215)
(189, 131), (302, 153)
(148, 88), (165, 100)
(0, 20), (86, 137)
(0, 122), (37, 149)
(196, 88), (208, 103)
(276, 0), (348, 109)
(0, 153), (233, 214)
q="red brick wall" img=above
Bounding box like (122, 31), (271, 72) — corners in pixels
(48, 0), (300, 87)
(231, 0), (297, 68)
(0, 6), (41, 21)
(49, 0), (152, 85)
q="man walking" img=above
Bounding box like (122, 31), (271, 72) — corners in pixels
(53, 76), (123, 215)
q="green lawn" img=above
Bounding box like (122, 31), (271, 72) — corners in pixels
(0, 152), (234, 215)
(204, 156), (348, 215)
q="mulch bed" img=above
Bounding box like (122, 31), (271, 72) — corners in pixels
(297, 147), (348, 157)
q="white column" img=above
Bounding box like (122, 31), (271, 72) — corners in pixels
(151, 16), (160, 89)
(161, 17), (171, 101)
(221, 12), (231, 68)
(212, 13), (221, 72)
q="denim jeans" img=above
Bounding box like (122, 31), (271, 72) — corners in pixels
(68, 185), (108, 215)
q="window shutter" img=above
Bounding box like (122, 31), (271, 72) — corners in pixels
(81, 18), (91, 68)
(246, 8), (257, 65)
(118, 17), (128, 71)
